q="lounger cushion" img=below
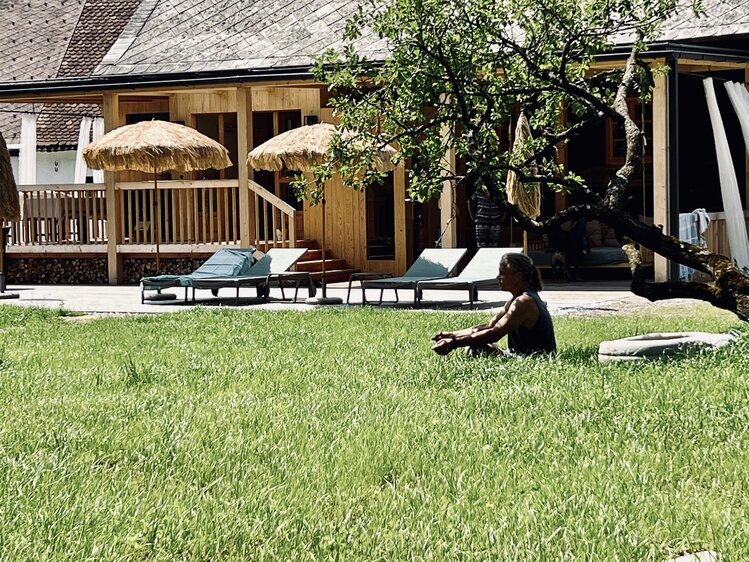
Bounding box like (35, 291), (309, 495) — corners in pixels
(141, 248), (255, 288)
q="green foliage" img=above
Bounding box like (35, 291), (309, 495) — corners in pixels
(0, 305), (747, 559)
(314, 0), (687, 203)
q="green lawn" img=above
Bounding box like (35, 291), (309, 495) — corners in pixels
(0, 304), (747, 560)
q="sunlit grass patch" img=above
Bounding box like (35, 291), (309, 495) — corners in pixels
(0, 305), (746, 559)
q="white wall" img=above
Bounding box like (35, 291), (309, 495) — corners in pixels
(10, 151), (84, 185)
(36, 151), (80, 184)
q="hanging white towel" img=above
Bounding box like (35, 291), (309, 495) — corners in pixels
(92, 118), (104, 184)
(74, 117), (93, 184)
(704, 78), (749, 270)
(693, 207), (710, 238)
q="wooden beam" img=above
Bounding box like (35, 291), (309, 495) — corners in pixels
(102, 92), (122, 284)
(394, 164), (407, 274)
(652, 73), (669, 281)
(236, 86), (253, 247)
(678, 59), (748, 70)
(439, 122), (457, 248)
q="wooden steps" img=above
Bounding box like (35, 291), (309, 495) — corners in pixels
(254, 238), (358, 285)
(295, 258), (348, 272)
(254, 240), (313, 253)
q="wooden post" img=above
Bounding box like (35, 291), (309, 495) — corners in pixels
(236, 86), (253, 247)
(439, 125), (457, 248)
(394, 164), (407, 274)
(103, 93), (121, 284)
(652, 67), (669, 282)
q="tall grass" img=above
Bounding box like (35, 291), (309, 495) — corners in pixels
(0, 304), (746, 560)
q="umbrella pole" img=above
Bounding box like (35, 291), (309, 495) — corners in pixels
(306, 182), (341, 305)
(144, 166), (175, 302)
(154, 166), (160, 274)
(321, 193), (327, 298)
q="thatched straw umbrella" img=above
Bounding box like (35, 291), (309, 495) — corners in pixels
(84, 120), (231, 274)
(0, 131), (21, 298)
(506, 113), (541, 251)
(248, 123), (397, 304)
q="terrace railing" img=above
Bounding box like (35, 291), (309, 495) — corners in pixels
(8, 179), (299, 252)
(116, 179), (240, 246)
(248, 179), (297, 248)
(10, 184), (107, 246)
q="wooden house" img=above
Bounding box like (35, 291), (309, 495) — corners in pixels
(0, 0), (747, 285)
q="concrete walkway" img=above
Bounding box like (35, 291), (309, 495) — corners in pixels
(0, 279), (650, 315)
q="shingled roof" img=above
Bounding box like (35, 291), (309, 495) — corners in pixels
(95, 0), (388, 76)
(658, 0), (749, 42)
(0, 0), (141, 150)
(93, 0), (748, 78)
(0, 0), (84, 146)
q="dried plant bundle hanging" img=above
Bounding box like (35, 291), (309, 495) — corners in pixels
(506, 113), (541, 220)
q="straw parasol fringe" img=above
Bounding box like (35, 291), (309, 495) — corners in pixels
(83, 120), (231, 173)
(506, 112), (541, 220)
(248, 123), (397, 173)
(0, 131), (21, 222)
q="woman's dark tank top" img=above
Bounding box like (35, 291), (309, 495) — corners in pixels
(507, 289), (556, 355)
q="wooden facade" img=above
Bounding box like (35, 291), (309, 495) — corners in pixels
(4, 82), (410, 283)
(4, 51), (749, 285)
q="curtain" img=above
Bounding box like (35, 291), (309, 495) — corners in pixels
(92, 118), (105, 184)
(19, 113), (38, 185)
(703, 78), (749, 270)
(74, 117), (93, 184)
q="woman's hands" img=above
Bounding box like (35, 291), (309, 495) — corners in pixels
(431, 338), (454, 355)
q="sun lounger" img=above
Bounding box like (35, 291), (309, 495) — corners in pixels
(140, 247), (256, 303)
(416, 247), (517, 308)
(358, 248), (467, 305)
(189, 247), (312, 303)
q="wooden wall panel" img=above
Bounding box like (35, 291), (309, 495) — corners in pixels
(117, 99), (169, 126)
(320, 108), (337, 124)
(301, 165), (408, 276)
(251, 87), (321, 119)
(170, 91), (236, 123)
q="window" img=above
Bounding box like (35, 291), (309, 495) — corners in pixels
(366, 173), (395, 260)
(605, 97), (652, 165)
(194, 113), (238, 180)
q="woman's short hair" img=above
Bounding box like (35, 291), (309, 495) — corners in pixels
(502, 252), (543, 291)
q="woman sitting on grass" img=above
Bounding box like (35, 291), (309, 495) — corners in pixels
(431, 253), (556, 356)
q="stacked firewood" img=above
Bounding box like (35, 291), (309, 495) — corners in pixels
(6, 258), (108, 284)
(122, 257), (207, 284)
